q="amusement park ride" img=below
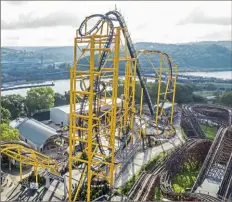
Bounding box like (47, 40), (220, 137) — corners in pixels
(0, 9), (178, 202)
(68, 9), (178, 201)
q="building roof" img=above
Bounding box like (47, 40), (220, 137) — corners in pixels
(51, 104), (73, 114)
(154, 102), (177, 110)
(51, 104), (86, 114)
(50, 98), (122, 114)
(12, 118), (57, 148)
(206, 96), (217, 100)
(10, 117), (25, 128)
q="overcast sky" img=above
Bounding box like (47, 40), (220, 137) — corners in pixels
(1, 1), (231, 46)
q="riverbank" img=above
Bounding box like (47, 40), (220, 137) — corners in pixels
(1, 71), (231, 97)
(1, 83), (55, 91)
(2, 69), (231, 87)
(178, 68), (232, 73)
(2, 78), (60, 88)
(179, 71), (232, 80)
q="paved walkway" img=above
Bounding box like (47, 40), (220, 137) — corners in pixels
(1, 165), (32, 181)
(0, 165), (46, 201)
(3, 183), (48, 201)
(1, 176), (14, 201)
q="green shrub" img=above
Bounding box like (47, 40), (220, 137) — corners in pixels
(172, 161), (201, 193)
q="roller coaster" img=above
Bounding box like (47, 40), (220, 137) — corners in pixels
(126, 104), (232, 201)
(181, 104), (232, 200)
(127, 139), (219, 202)
(2, 9), (231, 202)
(1, 9), (177, 202)
(68, 9), (177, 201)
(128, 104), (232, 201)
(1, 141), (60, 183)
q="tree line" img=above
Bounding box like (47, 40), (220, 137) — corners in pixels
(1, 84), (232, 141)
(2, 85), (232, 122)
(1, 87), (55, 141)
(117, 81), (208, 105)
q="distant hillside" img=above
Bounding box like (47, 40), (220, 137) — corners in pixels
(181, 41), (232, 51)
(3, 46), (83, 62)
(6, 46), (50, 51)
(3, 41), (232, 69)
(135, 42), (232, 69)
(37, 46), (74, 62)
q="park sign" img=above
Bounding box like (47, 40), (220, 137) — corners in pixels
(47, 172), (64, 183)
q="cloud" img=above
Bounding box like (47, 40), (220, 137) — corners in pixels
(198, 30), (232, 41)
(6, 1), (28, 5)
(1, 11), (80, 30)
(5, 36), (20, 40)
(3, 36), (20, 46)
(136, 23), (148, 30)
(42, 37), (55, 42)
(177, 7), (231, 26)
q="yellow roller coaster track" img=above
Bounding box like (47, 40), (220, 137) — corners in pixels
(0, 11), (178, 202)
(1, 141), (59, 184)
(68, 10), (178, 201)
(136, 50), (178, 137)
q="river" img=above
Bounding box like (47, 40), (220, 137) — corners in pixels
(179, 71), (232, 79)
(1, 71), (231, 97)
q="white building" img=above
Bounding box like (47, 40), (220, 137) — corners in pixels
(50, 105), (72, 126)
(154, 102), (177, 115)
(50, 98), (122, 126)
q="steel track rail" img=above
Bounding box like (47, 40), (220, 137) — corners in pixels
(180, 104), (232, 201)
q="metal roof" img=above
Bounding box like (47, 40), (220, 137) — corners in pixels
(51, 104), (79, 114)
(51, 104), (71, 114)
(154, 102), (177, 110)
(15, 118), (57, 148)
(50, 98), (122, 114)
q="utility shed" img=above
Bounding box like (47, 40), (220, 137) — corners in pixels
(50, 98), (122, 126)
(50, 105), (71, 126)
(154, 102), (177, 115)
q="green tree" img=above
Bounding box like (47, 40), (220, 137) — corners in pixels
(58, 62), (70, 69)
(118, 81), (196, 105)
(219, 92), (232, 107)
(0, 123), (19, 141)
(213, 90), (222, 97)
(175, 84), (193, 103)
(63, 90), (80, 104)
(64, 91), (70, 103)
(193, 94), (206, 103)
(54, 93), (68, 106)
(25, 87), (55, 116)
(204, 83), (217, 91)
(1, 107), (11, 124)
(1, 94), (26, 119)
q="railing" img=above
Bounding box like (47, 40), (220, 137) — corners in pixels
(218, 152), (232, 200)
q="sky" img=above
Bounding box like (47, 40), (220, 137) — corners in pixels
(1, 1), (231, 46)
